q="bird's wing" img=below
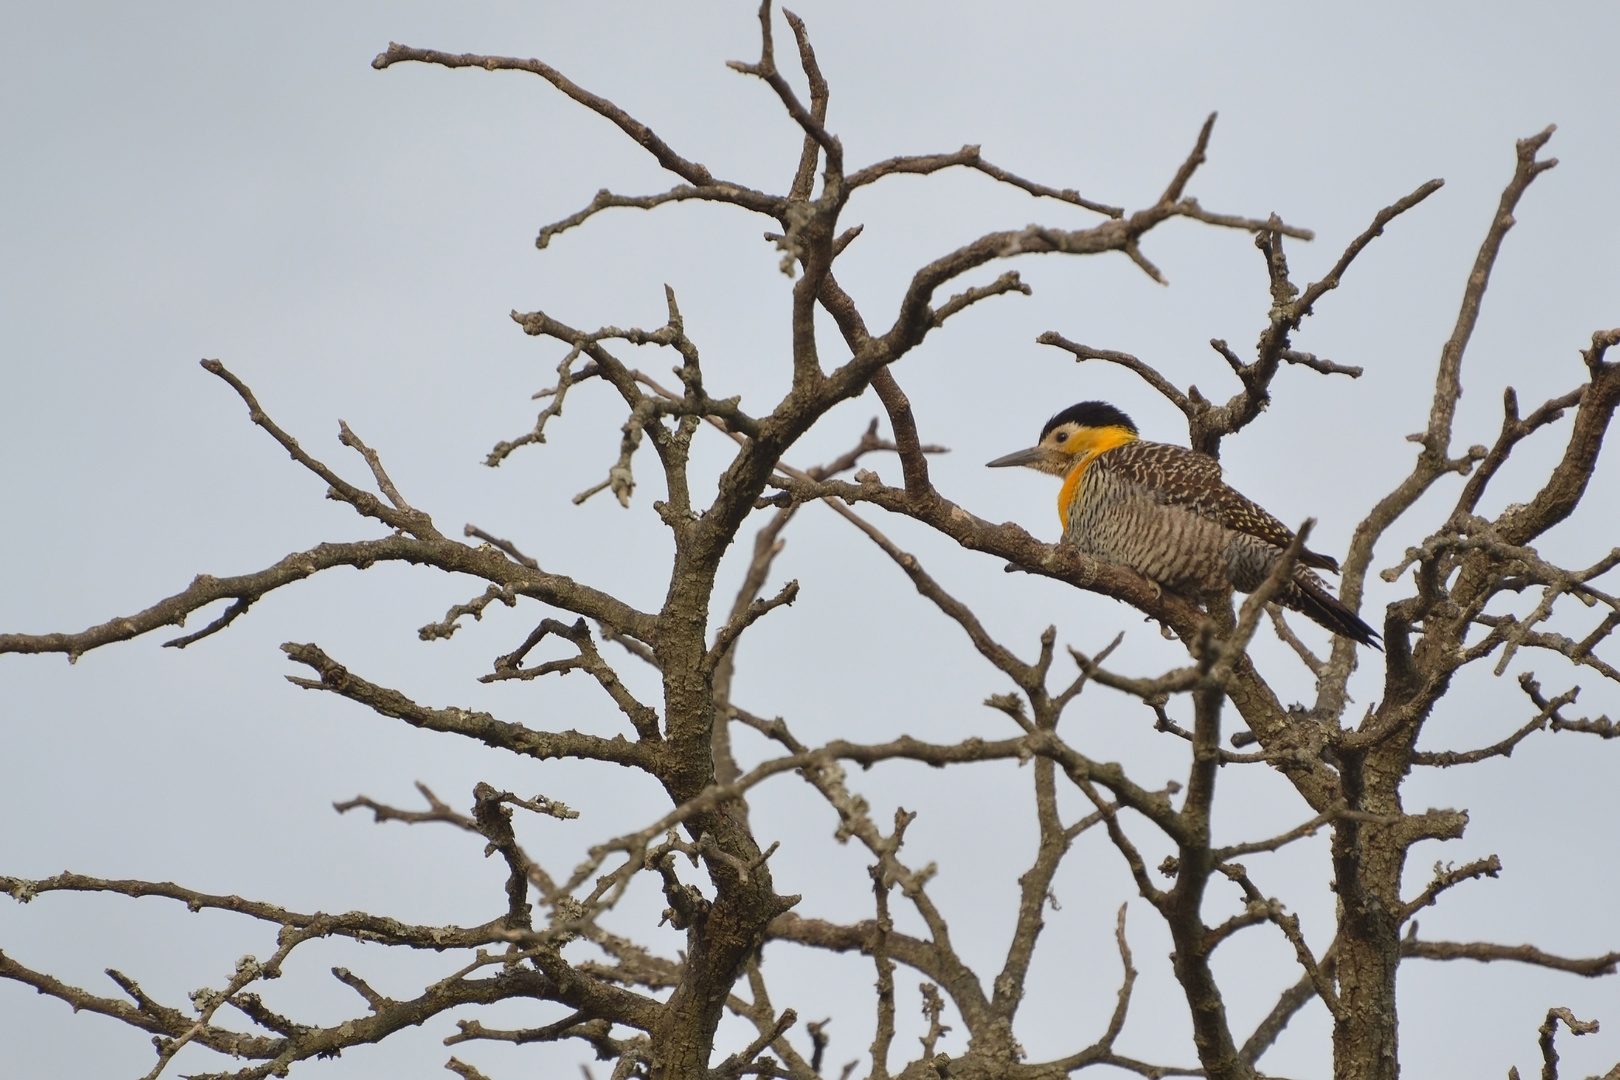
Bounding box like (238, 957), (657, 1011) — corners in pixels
(1094, 441), (1340, 571)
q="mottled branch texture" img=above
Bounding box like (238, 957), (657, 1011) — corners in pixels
(4, 8), (1617, 1080)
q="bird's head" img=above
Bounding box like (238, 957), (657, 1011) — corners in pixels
(985, 401), (1139, 476)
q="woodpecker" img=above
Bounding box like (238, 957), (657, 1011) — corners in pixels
(988, 401), (1380, 648)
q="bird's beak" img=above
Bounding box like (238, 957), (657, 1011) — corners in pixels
(985, 446), (1048, 469)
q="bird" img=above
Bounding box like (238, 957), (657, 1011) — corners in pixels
(987, 400), (1381, 649)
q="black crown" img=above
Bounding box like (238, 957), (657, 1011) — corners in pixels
(1040, 401), (1138, 439)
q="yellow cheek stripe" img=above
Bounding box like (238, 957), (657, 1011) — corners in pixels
(1054, 426), (1138, 529)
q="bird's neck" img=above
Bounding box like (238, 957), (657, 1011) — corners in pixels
(1055, 426), (1137, 528)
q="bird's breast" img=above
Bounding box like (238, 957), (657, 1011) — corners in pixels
(1063, 461), (1232, 592)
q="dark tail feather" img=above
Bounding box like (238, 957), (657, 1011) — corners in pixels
(1289, 572), (1382, 649)
(1301, 547), (1341, 573)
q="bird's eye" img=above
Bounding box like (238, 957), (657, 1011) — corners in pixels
(1054, 432), (1067, 443)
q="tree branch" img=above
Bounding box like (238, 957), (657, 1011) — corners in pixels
(1402, 937), (1620, 977)
(281, 642), (654, 766)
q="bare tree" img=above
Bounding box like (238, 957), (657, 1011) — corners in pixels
(3, 7), (1617, 1080)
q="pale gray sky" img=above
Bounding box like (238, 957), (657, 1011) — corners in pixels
(3, 3), (1618, 1078)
